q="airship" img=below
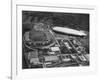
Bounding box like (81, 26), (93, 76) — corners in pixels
(53, 26), (87, 36)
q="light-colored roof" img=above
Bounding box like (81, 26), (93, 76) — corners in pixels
(44, 56), (58, 61)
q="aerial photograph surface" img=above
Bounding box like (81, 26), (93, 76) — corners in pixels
(22, 11), (89, 69)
